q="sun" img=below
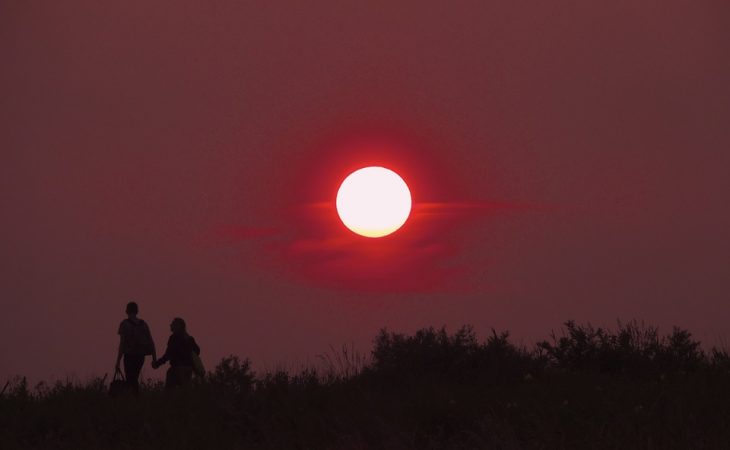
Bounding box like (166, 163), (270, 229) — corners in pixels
(336, 166), (412, 238)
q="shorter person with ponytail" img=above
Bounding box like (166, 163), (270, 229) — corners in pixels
(152, 317), (201, 389)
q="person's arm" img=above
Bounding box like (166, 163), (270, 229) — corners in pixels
(115, 322), (125, 371)
(155, 336), (172, 367)
(115, 337), (123, 371)
(145, 323), (157, 362)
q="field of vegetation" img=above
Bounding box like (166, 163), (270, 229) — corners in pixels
(3, 321), (730, 449)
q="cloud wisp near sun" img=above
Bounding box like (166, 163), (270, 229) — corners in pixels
(217, 197), (525, 293)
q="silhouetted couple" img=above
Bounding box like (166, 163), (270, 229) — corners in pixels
(115, 302), (201, 394)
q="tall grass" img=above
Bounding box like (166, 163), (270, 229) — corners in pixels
(2, 320), (730, 449)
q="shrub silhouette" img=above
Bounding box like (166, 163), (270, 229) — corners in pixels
(537, 320), (705, 374)
(370, 325), (537, 384)
(656, 326), (704, 371)
(207, 355), (255, 396)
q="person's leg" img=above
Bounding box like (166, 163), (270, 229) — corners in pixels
(124, 354), (145, 395)
(165, 366), (178, 390)
(179, 367), (193, 387)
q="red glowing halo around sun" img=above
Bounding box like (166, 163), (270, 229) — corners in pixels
(336, 166), (412, 238)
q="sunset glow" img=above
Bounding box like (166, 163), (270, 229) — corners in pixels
(336, 167), (412, 238)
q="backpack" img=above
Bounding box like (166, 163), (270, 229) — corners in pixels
(123, 319), (154, 356)
(191, 346), (205, 377)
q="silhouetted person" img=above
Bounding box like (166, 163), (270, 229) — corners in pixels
(152, 317), (201, 389)
(115, 301), (156, 395)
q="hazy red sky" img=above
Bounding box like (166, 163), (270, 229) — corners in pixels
(2, 1), (729, 381)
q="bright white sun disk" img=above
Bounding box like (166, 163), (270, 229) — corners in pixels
(336, 166), (412, 238)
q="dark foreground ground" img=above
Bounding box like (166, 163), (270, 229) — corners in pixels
(3, 321), (730, 450)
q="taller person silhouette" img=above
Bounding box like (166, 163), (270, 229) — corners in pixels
(115, 302), (156, 395)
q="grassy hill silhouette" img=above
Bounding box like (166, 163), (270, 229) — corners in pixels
(2, 320), (730, 449)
